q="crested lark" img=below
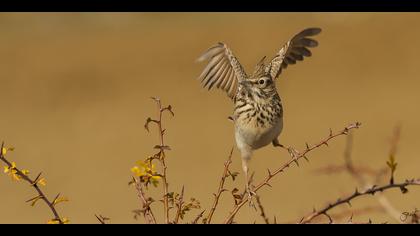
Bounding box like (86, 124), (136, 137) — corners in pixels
(196, 27), (322, 197)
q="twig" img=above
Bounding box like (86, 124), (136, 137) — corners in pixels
(297, 206), (384, 224)
(174, 186), (185, 224)
(148, 97), (174, 224)
(205, 147), (234, 224)
(95, 214), (110, 224)
(192, 210), (206, 224)
(255, 194), (270, 224)
(300, 179), (420, 224)
(224, 122), (362, 224)
(134, 178), (157, 224)
(342, 128), (402, 222)
(0, 142), (64, 224)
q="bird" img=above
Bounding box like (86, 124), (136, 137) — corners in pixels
(195, 28), (322, 199)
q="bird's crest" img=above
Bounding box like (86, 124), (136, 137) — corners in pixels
(251, 56), (267, 79)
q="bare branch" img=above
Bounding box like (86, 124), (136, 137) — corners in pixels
(95, 214), (110, 224)
(224, 122), (362, 224)
(133, 177), (156, 224)
(205, 147), (234, 224)
(255, 194), (270, 224)
(174, 186), (185, 224)
(300, 179), (420, 224)
(0, 141), (65, 224)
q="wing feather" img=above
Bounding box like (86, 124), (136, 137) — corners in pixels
(196, 43), (247, 99)
(266, 28), (321, 80)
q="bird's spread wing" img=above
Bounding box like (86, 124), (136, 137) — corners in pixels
(266, 28), (321, 80)
(197, 42), (247, 99)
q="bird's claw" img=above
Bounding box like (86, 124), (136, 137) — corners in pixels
(246, 187), (257, 209)
(287, 147), (300, 159)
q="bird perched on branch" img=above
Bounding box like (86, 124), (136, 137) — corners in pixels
(196, 28), (322, 199)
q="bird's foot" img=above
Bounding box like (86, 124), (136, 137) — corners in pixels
(287, 146), (301, 166)
(287, 146), (300, 159)
(246, 186), (257, 209)
(273, 140), (300, 158)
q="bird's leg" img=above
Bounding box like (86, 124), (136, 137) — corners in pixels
(241, 158), (256, 207)
(272, 138), (300, 160)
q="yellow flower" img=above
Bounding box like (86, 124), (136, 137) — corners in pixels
(130, 166), (143, 177)
(21, 169), (30, 176)
(1, 147), (15, 156)
(47, 217), (69, 224)
(131, 160), (152, 177)
(130, 160), (161, 187)
(4, 162), (22, 181)
(53, 196), (69, 206)
(37, 178), (47, 186)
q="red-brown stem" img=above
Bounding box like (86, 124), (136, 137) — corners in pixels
(224, 122), (361, 224)
(206, 148), (234, 224)
(300, 179), (420, 224)
(0, 142), (63, 224)
(174, 186), (185, 224)
(255, 194), (270, 224)
(154, 98), (170, 224)
(134, 178), (157, 224)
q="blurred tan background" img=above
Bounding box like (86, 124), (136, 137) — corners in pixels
(0, 13), (419, 224)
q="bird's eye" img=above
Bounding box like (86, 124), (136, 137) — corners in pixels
(258, 79), (265, 85)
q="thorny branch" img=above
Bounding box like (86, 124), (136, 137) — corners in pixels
(315, 125), (404, 223)
(174, 186), (185, 224)
(224, 122), (362, 224)
(300, 179), (420, 224)
(133, 178), (157, 224)
(145, 97), (174, 224)
(0, 142), (65, 224)
(95, 214), (110, 224)
(255, 194), (270, 224)
(192, 210), (206, 224)
(205, 147), (234, 224)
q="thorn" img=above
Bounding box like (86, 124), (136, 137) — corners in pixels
(150, 96), (160, 102)
(306, 142), (310, 150)
(303, 155), (309, 162)
(0, 141), (4, 156)
(26, 195), (42, 203)
(180, 185), (185, 198)
(33, 172), (43, 183)
(324, 213), (333, 224)
(329, 128), (333, 137)
(343, 128), (349, 135)
(354, 188), (359, 195)
(347, 214), (353, 223)
(52, 193), (61, 204)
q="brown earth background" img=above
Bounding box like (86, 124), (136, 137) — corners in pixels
(0, 13), (419, 224)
